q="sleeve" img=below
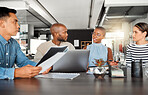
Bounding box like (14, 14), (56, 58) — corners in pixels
(86, 45), (90, 50)
(34, 51), (44, 63)
(68, 43), (75, 50)
(15, 42), (37, 67)
(33, 44), (45, 63)
(0, 67), (15, 79)
(126, 44), (132, 67)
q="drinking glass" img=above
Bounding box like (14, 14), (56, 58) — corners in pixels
(145, 63), (148, 78)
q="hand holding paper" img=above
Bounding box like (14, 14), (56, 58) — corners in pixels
(42, 67), (52, 74)
(38, 52), (66, 73)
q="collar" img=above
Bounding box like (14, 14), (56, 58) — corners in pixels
(51, 40), (63, 46)
(0, 35), (11, 45)
(93, 43), (102, 45)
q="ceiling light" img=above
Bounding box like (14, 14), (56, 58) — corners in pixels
(24, 0), (57, 24)
(0, 1), (29, 10)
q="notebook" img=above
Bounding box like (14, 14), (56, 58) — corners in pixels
(36, 46), (68, 66)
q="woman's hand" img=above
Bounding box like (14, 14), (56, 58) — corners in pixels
(110, 60), (118, 66)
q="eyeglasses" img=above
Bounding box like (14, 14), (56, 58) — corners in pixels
(92, 32), (101, 37)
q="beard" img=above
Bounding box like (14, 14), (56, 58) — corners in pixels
(57, 34), (67, 42)
(57, 38), (67, 42)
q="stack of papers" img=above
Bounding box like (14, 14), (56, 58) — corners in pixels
(35, 73), (80, 80)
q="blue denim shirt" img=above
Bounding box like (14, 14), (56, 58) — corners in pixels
(0, 35), (37, 79)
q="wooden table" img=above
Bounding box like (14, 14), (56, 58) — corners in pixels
(0, 68), (148, 95)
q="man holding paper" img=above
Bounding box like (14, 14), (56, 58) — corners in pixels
(0, 7), (50, 79)
(34, 23), (75, 63)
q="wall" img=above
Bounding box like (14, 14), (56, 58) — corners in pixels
(28, 24), (34, 50)
(67, 29), (93, 49)
(131, 13), (148, 27)
(131, 13), (148, 41)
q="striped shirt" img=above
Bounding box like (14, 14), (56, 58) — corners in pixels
(126, 43), (148, 67)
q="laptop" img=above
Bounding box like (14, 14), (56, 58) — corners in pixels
(52, 50), (90, 73)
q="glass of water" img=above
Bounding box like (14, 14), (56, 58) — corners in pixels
(145, 63), (148, 77)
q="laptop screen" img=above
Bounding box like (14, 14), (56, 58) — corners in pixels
(52, 50), (90, 73)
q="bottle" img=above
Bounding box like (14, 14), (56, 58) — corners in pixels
(131, 59), (143, 78)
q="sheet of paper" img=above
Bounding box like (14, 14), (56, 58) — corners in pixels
(74, 40), (79, 47)
(35, 73), (80, 80)
(38, 52), (66, 73)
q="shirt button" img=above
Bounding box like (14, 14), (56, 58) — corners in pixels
(6, 53), (8, 55)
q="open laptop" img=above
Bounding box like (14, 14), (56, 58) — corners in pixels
(52, 50), (90, 73)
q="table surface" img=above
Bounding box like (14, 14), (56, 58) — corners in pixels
(0, 68), (148, 95)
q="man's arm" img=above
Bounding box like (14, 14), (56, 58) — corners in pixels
(0, 67), (15, 79)
(13, 41), (42, 79)
(67, 42), (75, 50)
(15, 42), (37, 67)
(125, 45), (132, 67)
(14, 65), (42, 78)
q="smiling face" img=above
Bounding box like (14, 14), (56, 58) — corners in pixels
(51, 23), (68, 42)
(132, 26), (146, 42)
(92, 28), (105, 43)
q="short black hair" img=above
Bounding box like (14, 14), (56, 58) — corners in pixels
(0, 7), (17, 19)
(95, 26), (106, 36)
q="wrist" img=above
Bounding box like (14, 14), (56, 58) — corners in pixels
(14, 68), (20, 78)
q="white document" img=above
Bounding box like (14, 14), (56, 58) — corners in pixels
(74, 40), (79, 47)
(35, 73), (80, 80)
(38, 52), (66, 73)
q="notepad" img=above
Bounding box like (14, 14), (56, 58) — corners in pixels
(38, 52), (66, 73)
(36, 46), (68, 66)
(35, 73), (80, 80)
(111, 68), (124, 77)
